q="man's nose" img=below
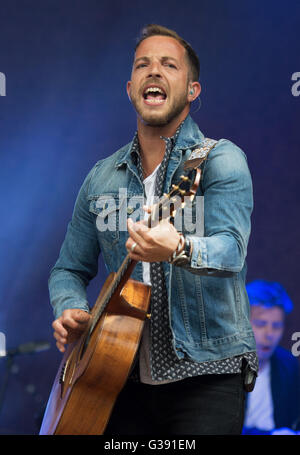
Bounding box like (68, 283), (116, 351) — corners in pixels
(264, 325), (275, 340)
(147, 61), (162, 78)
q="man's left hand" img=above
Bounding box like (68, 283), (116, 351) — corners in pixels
(126, 217), (180, 262)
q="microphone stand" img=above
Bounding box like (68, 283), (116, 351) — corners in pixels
(0, 352), (15, 418)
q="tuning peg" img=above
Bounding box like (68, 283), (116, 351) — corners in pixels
(180, 175), (189, 181)
(172, 184), (179, 190)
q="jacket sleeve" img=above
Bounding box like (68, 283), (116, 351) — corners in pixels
(48, 167), (101, 319)
(184, 139), (253, 276)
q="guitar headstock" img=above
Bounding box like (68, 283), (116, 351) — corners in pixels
(147, 167), (201, 227)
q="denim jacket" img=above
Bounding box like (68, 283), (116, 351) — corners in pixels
(49, 114), (256, 363)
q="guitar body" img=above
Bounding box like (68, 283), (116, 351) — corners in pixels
(39, 273), (151, 435)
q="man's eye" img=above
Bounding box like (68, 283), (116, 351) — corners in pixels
(253, 320), (266, 328)
(272, 322), (284, 330)
(165, 63), (176, 68)
(136, 63), (147, 69)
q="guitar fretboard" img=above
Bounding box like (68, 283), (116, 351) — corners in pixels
(88, 254), (134, 335)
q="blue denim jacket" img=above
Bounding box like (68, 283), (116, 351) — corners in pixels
(49, 115), (256, 363)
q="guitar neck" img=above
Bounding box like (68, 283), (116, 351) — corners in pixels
(89, 254), (137, 334)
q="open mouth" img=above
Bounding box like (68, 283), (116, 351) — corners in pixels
(260, 345), (272, 352)
(143, 85), (167, 105)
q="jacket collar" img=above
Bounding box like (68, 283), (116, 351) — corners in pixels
(115, 114), (205, 168)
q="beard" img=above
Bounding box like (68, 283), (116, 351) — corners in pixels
(129, 86), (189, 127)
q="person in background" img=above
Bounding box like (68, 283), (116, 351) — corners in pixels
(243, 280), (300, 435)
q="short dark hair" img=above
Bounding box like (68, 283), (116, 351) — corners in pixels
(246, 280), (293, 314)
(135, 24), (200, 82)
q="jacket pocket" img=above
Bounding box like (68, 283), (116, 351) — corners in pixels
(88, 194), (126, 246)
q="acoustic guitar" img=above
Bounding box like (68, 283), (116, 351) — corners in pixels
(39, 160), (203, 435)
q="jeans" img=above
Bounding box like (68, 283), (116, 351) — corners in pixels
(104, 373), (245, 435)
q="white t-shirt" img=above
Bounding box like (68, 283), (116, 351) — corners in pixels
(244, 361), (275, 430)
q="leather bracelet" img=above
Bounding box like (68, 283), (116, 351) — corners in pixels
(168, 234), (193, 266)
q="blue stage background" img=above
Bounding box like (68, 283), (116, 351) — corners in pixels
(0, 0), (299, 434)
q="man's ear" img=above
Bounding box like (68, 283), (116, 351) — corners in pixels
(126, 81), (132, 101)
(188, 81), (201, 101)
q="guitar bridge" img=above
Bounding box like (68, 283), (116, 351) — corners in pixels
(59, 362), (66, 384)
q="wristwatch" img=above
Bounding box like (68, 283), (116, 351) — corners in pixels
(168, 234), (193, 266)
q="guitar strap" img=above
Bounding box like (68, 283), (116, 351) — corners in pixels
(184, 137), (219, 171)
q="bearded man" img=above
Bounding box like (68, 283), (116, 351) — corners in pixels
(49, 24), (257, 435)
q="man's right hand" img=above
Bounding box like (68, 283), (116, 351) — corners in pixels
(52, 309), (91, 353)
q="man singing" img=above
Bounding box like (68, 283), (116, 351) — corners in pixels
(50, 24), (257, 434)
